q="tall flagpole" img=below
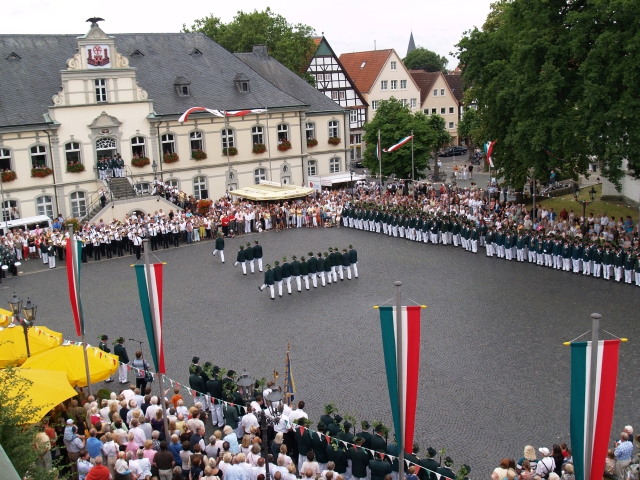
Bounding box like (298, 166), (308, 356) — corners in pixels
(584, 313), (601, 480)
(143, 238), (170, 441)
(378, 129), (382, 190)
(69, 226), (92, 397)
(411, 131), (414, 184)
(395, 281), (405, 480)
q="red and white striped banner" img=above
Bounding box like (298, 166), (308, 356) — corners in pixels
(179, 107), (267, 123)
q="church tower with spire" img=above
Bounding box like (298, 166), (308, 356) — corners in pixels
(407, 32), (416, 57)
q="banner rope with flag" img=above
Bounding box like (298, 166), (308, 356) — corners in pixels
(570, 339), (620, 480)
(66, 238), (85, 336)
(378, 305), (421, 454)
(484, 140), (496, 168)
(179, 107), (267, 123)
(384, 136), (414, 153)
(134, 264), (166, 374)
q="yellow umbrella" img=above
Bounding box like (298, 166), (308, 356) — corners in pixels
(0, 307), (14, 327)
(21, 342), (119, 387)
(0, 324), (63, 367)
(1, 368), (78, 423)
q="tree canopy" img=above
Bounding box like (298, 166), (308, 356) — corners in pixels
(403, 47), (449, 73)
(362, 99), (449, 180)
(184, 8), (317, 84)
(456, 0), (640, 190)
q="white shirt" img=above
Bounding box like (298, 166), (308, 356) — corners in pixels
(121, 389), (135, 402)
(145, 404), (160, 421)
(130, 458), (152, 478)
(287, 408), (308, 425)
(250, 466), (265, 480)
(130, 426), (147, 447)
(242, 413), (259, 433)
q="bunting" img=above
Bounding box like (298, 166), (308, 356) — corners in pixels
(65, 238), (84, 336)
(134, 264), (165, 374)
(570, 339), (620, 480)
(378, 306), (421, 454)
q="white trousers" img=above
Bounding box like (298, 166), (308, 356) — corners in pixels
(257, 258), (263, 271)
(213, 250), (225, 262)
(294, 276), (302, 291)
(118, 363), (128, 383)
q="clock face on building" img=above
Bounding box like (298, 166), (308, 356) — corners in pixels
(86, 44), (111, 68)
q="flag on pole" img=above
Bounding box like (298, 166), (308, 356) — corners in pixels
(283, 343), (296, 406)
(179, 107), (267, 122)
(384, 136), (414, 153)
(378, 306), (422, 454)
(66, 238), (84, 336)
(484, 141), (496, 167)
(570, 340), (620, 480)
(134, 264), (166, 374)
(377, 133), (383, 161)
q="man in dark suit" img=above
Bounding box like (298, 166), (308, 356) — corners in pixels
(114, 337), (129, 384)
(437, 456), (455, 480)
(369, 451), (392, 480)
(356, 422), (373, 451)
(320, 405), (336, 430)
(327, 415), (342, 437)
(326, 441), (348, 477)
(419, 447), (440, 480)
(253, 240), (263, 272)
(349, 437), (369, 480)
(206, 368), (224, 428)
(223, 397), (239, 430)
(370, 425), (387, 453)
(312, 422), (329, 470)
(338, 422), (354, 445)
(295, 418), (312, 473)
(307, 252), (318, 288)
(404, 443), (420, 473)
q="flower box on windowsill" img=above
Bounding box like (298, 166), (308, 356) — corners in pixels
(222, 147), (238, 157)
(197, 199), (213, 215)
(131, 157), (150, 168)
(328, 137), (341, 146)
(31, 167), (53, 178)
(277, 140), (292, 152)
(252, 144), (267, 154)
(66, 163), (86, 173)
(191, 149), (208, 161)
(163, 152), (179, 163)
(307, 138), (318, 148)
(1, 171), (17, 182)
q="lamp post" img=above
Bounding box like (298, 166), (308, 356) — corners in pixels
(259, 389), (284, 480)
(9, 292), (37, 358)
(236, 371), (255, 404)
(350, 169), (354, 198)
(589, 186), (596, 202)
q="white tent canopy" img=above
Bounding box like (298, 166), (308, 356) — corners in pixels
(307, 173), (366, 191)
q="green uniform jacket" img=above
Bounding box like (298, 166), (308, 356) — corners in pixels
(311, 433), (329, 463)
(206, 378), (224, 405)
(223, 403), (239, 429)
(326, 444), (348, 473)
(245, 247), (254, 261)
(342, 253), (351, 267)
(349, 249), (358, 263)
(300, 261), (309, 275)
(419, 458), (440, 480)
(281, 262), (291, 278)
(290, 260), (301, 276)
(349, 447), (370, 478)
(273, 266), (283, 282)
(188, 373), (206, 395)
(370, 434), (386, 452)
(324, 258), (332, 272)
(308, 257), (317, 273)
(264, 269), (275, 285)
(369, 459), (392, 480)
(236, 250), (246, 262)
(114, 344), (129, 364)
(316, 257), (325, 271)
(215, 237), (224, 250)
(253, 245), (263, 258)
(295, 428), (312, 456)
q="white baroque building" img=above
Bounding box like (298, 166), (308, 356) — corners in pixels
(0, 20), (348, 220)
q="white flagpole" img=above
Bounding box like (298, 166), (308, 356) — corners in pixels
(378, 129), (383, 191)
(411, 132), (414, 184)
(395, 281), (405, 480)
(584, 313), (601, 480)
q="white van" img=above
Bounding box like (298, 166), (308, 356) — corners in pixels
(0, 215), (53, 236)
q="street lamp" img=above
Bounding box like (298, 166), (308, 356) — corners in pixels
(152, 159), (158, 180)
(350, 170), (354, 198)
(265, 389), (285, 417)
(589, 186), (596, 202)
(258, 390), (284, 480)
(9, 292), (37, 358)
(236, 371), (255, 404)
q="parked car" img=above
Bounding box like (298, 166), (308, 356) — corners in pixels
(350, 160), (364, 168)
(439, 146), (468, 157)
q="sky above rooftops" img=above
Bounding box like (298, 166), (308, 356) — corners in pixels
(4, 0), (493, 68)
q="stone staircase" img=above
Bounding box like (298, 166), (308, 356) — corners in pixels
(110, 177), (135, 199)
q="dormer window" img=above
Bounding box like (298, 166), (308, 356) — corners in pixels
(174, 76), (191, 96)
(6, 52), (21, 60)
(234, 73), (250, 93)
(190, 48), (203, 56)
(130, 49), (144, 57)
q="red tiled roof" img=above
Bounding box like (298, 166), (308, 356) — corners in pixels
(409, 70), (440, 105)
(444, 74), (464, 103)
(339, 49), (393, 94)
(313, 37), (322, 46)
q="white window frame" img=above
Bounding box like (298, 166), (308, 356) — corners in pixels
(277, 124), (289, 142)
(440, 89), (446, 96)
(401, 99), (408, 107)
(252, 126), (264, 145)
(381, 80), (388, 91)
(30, 145), (48, 169)
(440, 107), (446, 115)
(307, 160), (317, 176)
(2, 200), (19, 222)
(328, 120), (339, 138)
(449, 122), (455, 129)
(391, 80), (398, 90)
(193, 175), (208, 199)
(166, 178), (180, 189)
(433, 89), (438, 97)
(65, 142), (82, 166)
(449, 107), (455, 114)
(70, 191), (87, 218)
(131, 136), (146, 158)
(349, 110), (358, 124)
(161, 133), (176, 154)
(324, 73), (332, 81)
(331, 91), (339, 101)
(424, 109), (430, 115)
(254, 168), (267, 184)
(431, 108), (437, 115)
(190, 130), (205, 151)
(372, 101), (378, 111)
(316, 74), (323, 83)
(329, 157), (341, 173)
(0, 148), (13, 171)
(390, 61), (397, 70)
(400, 80), (407, 90)
(36, 195), (54, 219)
(410, 98), (417, 108)
(339, 91), (345, 100)
(95, 79), (107, 103)
(305, 122), (315, 140)
(221, 129), (235, 149)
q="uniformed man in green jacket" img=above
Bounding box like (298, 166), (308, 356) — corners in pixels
(245, 241), (255, 273)
(259, 264), (275, 299)
(316, 252), (326, 287)
(348, 244), (358, 278)
(290, 255), (302, 292)
(281, 256), (292, 294)
(234, 244), (247, 274)
(307, 251), (318, 288)
(273, 261), (283, 297)
(349, 437), (369, 480)
(300, 256), (310, 290)
(602, 246), (613, 280)
(323, 252), (332, 285)
(212, 233), (225, 263)
(253, 240), (263, 272)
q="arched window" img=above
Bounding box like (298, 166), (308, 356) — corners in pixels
(131, 136), (146, 158)
(221, 129), (235, 148)
(277, 124), (289, 142)
(329, 157), (341, 173)
(95, 137), (117, 163)
(166, 179), (179, 189)
(305, 123), (315, 140)
(0, 148), (13, 171)
(30, 145), (48, 169)
(190, 131), (204, 151)
(161, 133), (176, 154)
(2, 200), (19, 221)
(65, 142), (82, 166)
(328, 120), (339, 138)
(36, 195), (54, 219)
(193, 176), (207, 199)
(307, 160), (317, 176)
(252, 126), (264, 145)
(70, 191), (87, 218)
(254, 168), (266, 184)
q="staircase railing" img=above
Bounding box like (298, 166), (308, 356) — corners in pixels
(64, 186), (113, 224)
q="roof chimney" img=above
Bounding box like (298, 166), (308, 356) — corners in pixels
(253, 45), (269, 59)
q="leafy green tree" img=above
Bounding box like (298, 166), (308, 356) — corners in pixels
(362, 99), (448, 181)
(403, 47), (449, 73)
(457, 107), (482, 160)
(184, 8), (317, 84)
(426, 114), (452, 177)
(455, 0), (640, 190)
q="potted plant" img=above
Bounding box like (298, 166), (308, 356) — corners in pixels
(252, 143), (267, 154)
(31, 167), (53, 178)
(66, 163), (86, 173)
(1, 171), (17, 182)
(131, 157), (150, 168)
(277, 140), (292, 152)
(191, 149), (208, 161)
(64, 217), (81, 232)
(196, 199), (213, 215)
(163, 152), (179, 163)
(328, 137), (341, 146)
(222, 147), (238, 156)
(307, 138), (318, 148)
